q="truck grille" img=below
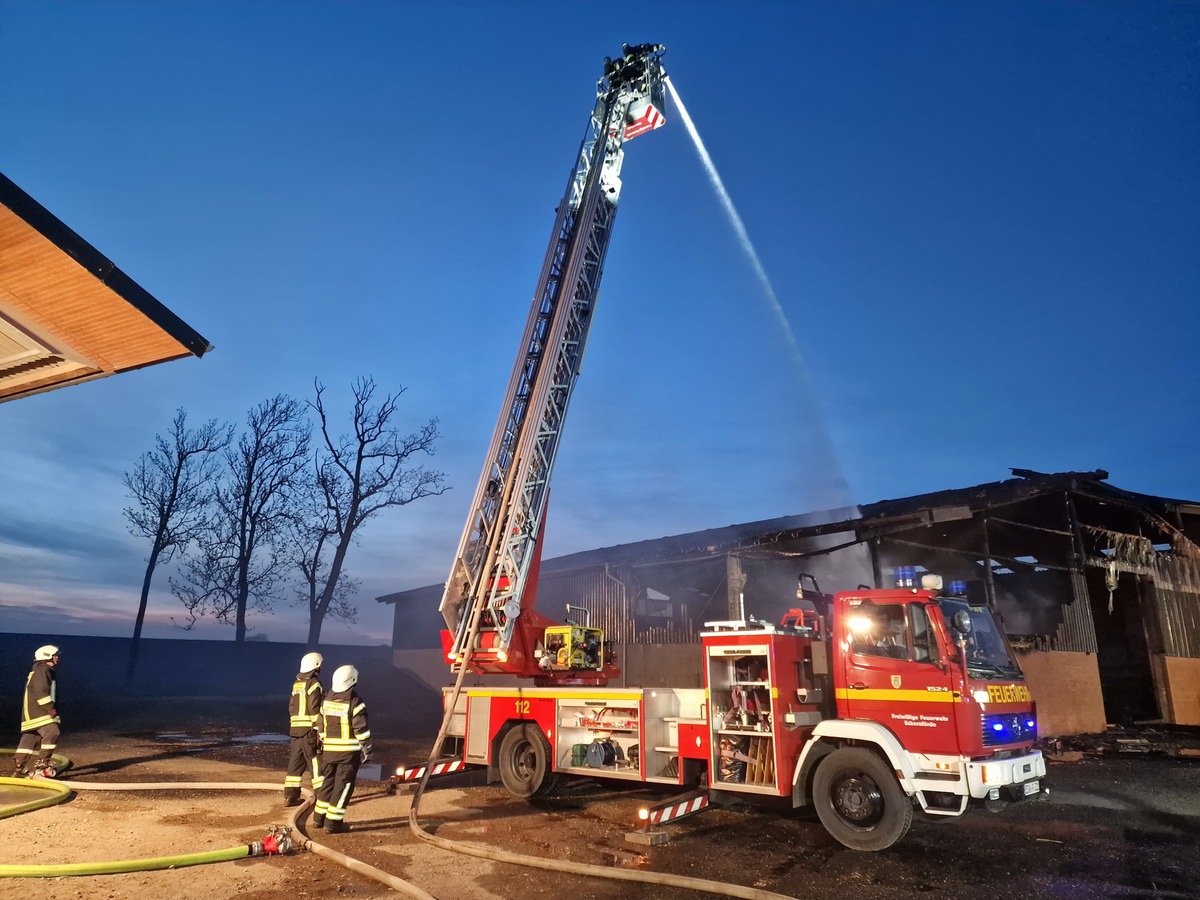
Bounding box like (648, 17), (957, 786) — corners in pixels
(981, 712), (1037, 747)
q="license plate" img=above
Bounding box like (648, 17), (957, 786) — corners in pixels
(1022, 779), (1040, 796)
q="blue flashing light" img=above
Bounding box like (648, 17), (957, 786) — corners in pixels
(1025, 719), (1036, 728)
(949, 580), (967, 596)
(991, 722), (1005, 732)
(895, 565), (916, 588)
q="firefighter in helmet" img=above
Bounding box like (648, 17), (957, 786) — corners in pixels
(312, 664), (371, 833)
(283, 651), (325, 807)
(13, 645), (61, 778)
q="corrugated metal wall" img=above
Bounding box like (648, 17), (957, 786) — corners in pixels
(542, 566), (700, 645)
(1152, 559), (1200, 658)
(1083, 525), (1200, 659)
(1053, 570), (1100, 653)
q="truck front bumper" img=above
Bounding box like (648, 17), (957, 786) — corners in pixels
(965, 749), (1047, 802)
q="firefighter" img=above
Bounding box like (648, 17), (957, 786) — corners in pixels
(312, 664), (371, 833)
(13, 645), (61, 778)
(283, 651), (325, 807)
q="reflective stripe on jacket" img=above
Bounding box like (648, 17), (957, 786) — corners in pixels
(319, 689), (370, 755)
(289, 672), (324, 737)
(21, 661), (58, 732)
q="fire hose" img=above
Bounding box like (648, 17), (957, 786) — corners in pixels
(0, 753), (435, 899)
(0, 775), (71, 821)
(404, 633), (798, 899)
(282, 794), (437, 900)
(4, 743), (796, 897)
(0, 769), (296, 879)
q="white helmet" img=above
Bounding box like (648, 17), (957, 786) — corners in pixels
(300, 651), (323, 674)
(332, 665), (358, 692)
(34, 645), (59, 662)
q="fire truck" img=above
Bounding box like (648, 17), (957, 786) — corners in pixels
(410, 43), (1047, 852)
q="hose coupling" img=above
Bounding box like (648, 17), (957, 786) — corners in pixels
(249, 825), (295, 856)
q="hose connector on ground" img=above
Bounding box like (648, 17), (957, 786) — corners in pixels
(248, 825), (295, 857)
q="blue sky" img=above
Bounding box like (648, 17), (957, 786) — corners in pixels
(1, 2), (1196, 646)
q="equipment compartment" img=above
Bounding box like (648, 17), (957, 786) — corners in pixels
(554, 694), (643, 780)
(705, 639), (780, 793)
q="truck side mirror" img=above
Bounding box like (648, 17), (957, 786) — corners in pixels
(952, 610), (973, 635)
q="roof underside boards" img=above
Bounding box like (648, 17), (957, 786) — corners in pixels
(0, 171), (212, 403)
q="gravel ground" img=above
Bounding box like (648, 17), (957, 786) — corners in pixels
(1, 728), (1198, 900)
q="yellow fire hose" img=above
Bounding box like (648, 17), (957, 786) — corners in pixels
(0, 775), (71, 821)
(0, 843), (262, 877)
(0, 764), (295, 880)
(0, 755), (434, 897)
(2, 744), (797, 897)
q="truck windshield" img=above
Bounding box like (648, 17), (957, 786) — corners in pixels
(938, 599), (1024, 679)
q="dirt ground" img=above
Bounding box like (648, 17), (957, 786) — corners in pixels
(0, 729), (752, 900)
(4, 726), (813, 900)
(1, 727), (1198, 900)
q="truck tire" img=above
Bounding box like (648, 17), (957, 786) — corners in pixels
(497, 724), (562, 799)
(812, 746), (913, 851)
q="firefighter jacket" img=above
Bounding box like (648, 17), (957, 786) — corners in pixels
(21, 661), (59, 732)
(318, 688), (371, 760)
(289, 671), (324, 738)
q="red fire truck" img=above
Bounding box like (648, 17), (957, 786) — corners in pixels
(406, 44), (1046, 851)
(412, 575), (1046, 851)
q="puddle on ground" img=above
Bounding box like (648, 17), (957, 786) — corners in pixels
(230, 733), (290, 744)
(155, 733), (216, 743)
(155, 732), (290, 745)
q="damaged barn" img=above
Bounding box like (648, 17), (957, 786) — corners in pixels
(379, 469), (1200, 737)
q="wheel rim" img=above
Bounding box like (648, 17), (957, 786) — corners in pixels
(831, 772), (885, 827)
(506, 738), (536, 786)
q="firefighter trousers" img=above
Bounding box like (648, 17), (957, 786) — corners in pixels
(284, 730), (324, 792)
(15, 723), (60, 771)
(315, 752), (361, 823)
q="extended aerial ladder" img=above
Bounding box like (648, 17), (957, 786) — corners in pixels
(438, 43), (668, 684)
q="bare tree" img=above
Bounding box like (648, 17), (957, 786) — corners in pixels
(173, 395), (311, 641)
(287, 482), (362, 639)
(299, 376), (447, 646)
(123, 409), (232, 680)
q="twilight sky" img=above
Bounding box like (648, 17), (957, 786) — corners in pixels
(1, 2), (1196, 646)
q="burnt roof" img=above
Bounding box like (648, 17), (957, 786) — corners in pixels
(378, 470), (1200, 604)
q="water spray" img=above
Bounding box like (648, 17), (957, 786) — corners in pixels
(663, 76), (802, 363)
(664, 75), (853, 510)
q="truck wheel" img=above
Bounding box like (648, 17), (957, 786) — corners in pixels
(497, 724), (562, 799)
(812, 746), (913, 851)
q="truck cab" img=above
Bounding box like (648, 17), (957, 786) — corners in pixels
(800, 579), (1046, 849)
